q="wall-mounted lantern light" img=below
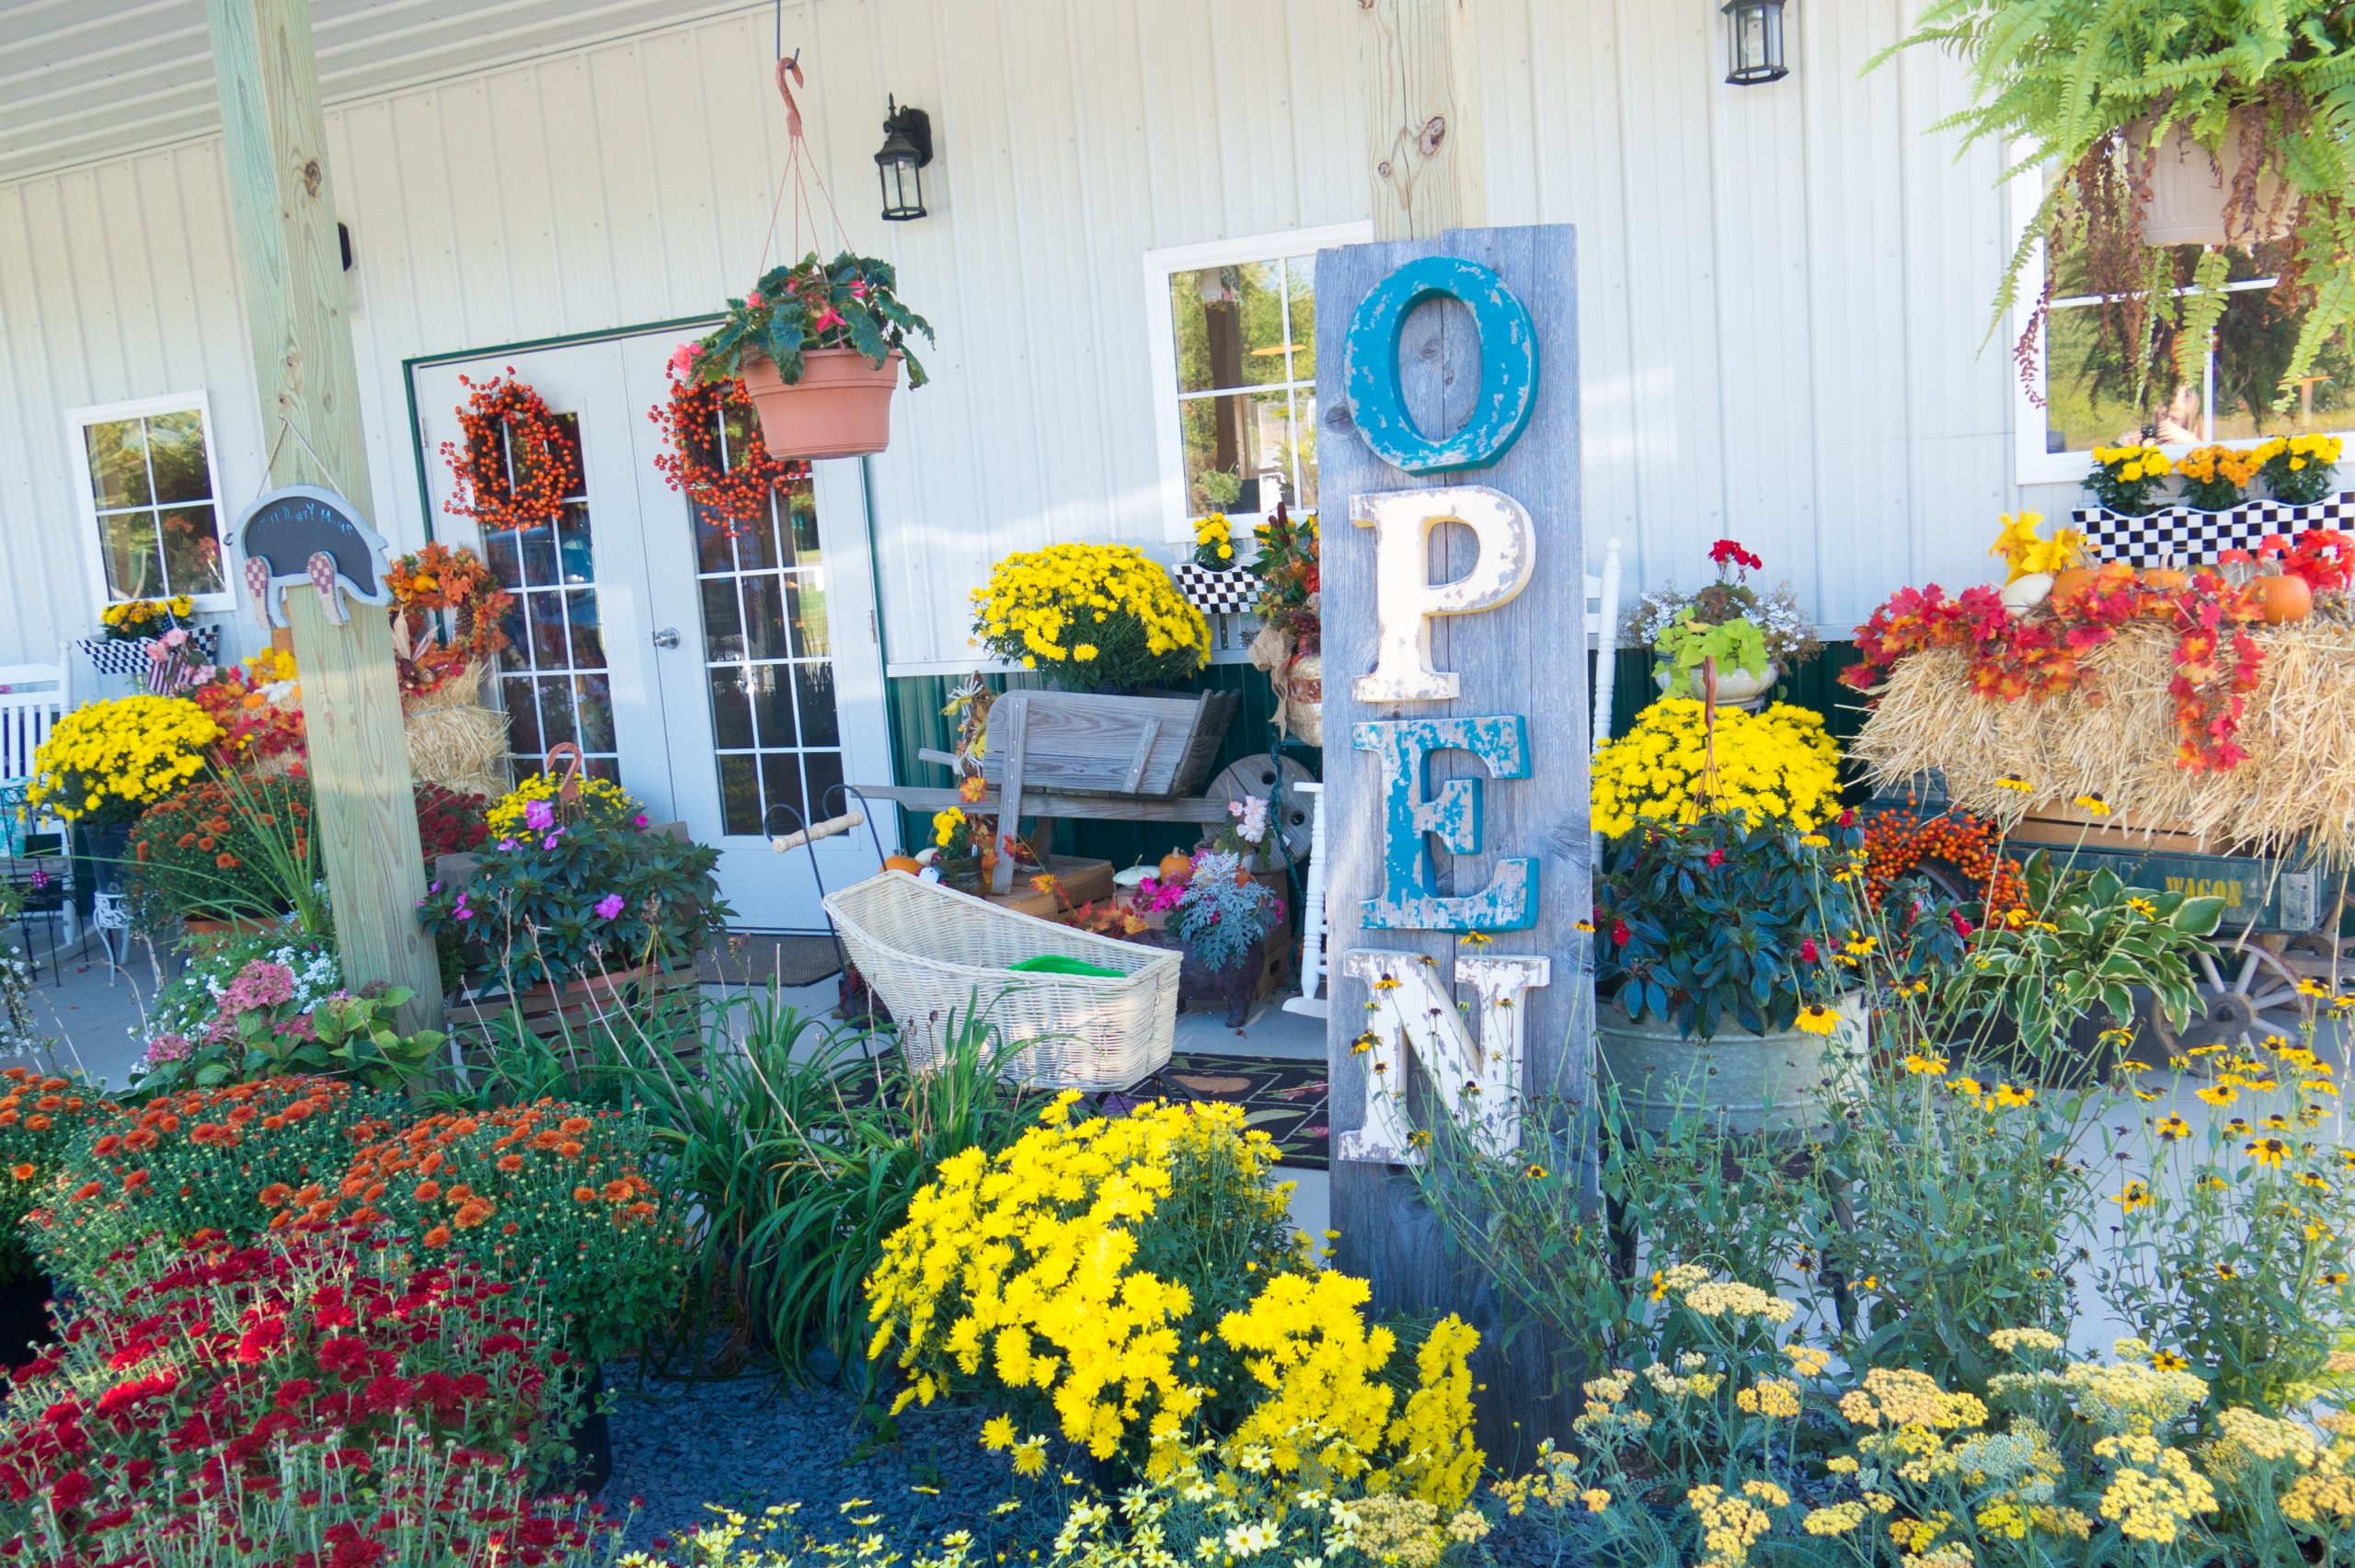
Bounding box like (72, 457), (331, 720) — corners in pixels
(1722, 0), (1789, 86)
(876, 97), (934, 222)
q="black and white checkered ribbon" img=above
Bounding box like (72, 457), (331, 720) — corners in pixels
(2075, 493), (2355, 567)
(1173, 562), (1259, 616)
(74, 628), (222, 677)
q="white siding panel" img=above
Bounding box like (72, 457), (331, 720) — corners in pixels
(0, 0), (2051, 671)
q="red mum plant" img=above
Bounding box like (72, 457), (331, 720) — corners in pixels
(32, 1078), (402, 1291)
(0, 1223), (624, 1567)
(338, 1102), (685, 1364)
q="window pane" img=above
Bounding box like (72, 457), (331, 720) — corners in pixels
(501, 676), (544, 759)
(85, 419), (152, 509)
(794, 662), (840, 749)
(1285, 255), (1317, 381)
(2043, 305), (2155, 454)
(97, 511), (165, 601)
(2212, 284), (2355, 441)
(783, 475), (821, 567)
(718, 754), (761, 836)
(145, 409), (213, 503)
(750, 663), (798, 750)
(701, 578), (744, 661)
(535, 675), (578, 747)
(760, 753), (808, 835)
(802, 750), (844, 824)
(1180, 394), (1254, 515)
(556, 504), (595, 584)
(708, 667), (754, 749)
(517, 523), (558, 589)
(1169, 261), (1290, 394)
(786, 575), (829, 659)
(157, 507), (225, 597)
(1293, 389), (1320, 514)
(692, 503), (737, 574)
(564, 589), (606, 668)
(741, 576), (788, 662)
(575, 673), (616, 754)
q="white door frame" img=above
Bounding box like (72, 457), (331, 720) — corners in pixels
(408, 326), (900, 931)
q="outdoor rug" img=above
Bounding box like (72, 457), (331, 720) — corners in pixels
(1101, 1052), (1331, 1170)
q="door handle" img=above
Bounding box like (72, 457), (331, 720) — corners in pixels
(652, 627), (681, 649)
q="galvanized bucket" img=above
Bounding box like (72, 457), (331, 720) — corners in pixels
(1595, 992), (1867, 1136)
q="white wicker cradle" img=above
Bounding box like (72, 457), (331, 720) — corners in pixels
(822, 871), (1182, 1092)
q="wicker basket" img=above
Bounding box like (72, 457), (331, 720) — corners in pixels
(824, 871), (1181, 1092)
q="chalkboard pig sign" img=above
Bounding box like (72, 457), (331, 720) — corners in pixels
(234, 485), (395, 630)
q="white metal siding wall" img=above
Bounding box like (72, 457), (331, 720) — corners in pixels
(0, 0), (2065, 673)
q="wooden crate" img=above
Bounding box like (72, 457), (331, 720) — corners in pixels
(979, 855), (1115, 917)
(2010, 801), (2223, 855)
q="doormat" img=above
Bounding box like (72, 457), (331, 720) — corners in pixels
(1101, 1052), (1330, 1172)
(698, 934), (844, 989)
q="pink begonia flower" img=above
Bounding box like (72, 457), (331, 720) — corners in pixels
(745, 291), (764, 309)
(811, 305), (846, 333)
(666, 342), (703, 379)
(523, 799), (555, 831)
(593, 893), (626, 921)
(848, 280), (868, 300)
(631, 814), (649, 829)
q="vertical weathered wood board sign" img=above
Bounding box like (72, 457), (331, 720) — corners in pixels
(1317, 225), (1590, 1461)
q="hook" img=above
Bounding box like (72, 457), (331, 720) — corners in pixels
(775, 53), (805, 143)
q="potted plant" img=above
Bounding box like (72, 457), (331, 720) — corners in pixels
(971, 542), (1211, 693)
(675, 250), (933, 461)
(26, 693), (222, 893)
(1246, 504), (1322, 745)
(1144, 849), (1284, 1028)
(1592, 809), (1867, 1134)
(2254, 432), (2343, 505)
(928, 803), (987, 893)
(1883, 1), (2355, 413)
(1191, 512), (1239, 570)
(1626, 539), (1820, 706)
(419, 786), (730, 1010)
(95, 594), (195, 642)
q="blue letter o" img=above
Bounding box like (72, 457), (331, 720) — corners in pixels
(1343, 257), (1537, 475)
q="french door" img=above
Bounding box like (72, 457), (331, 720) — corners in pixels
(411, 331), (898, 931)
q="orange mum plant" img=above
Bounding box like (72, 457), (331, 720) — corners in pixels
(337, 1101), (685, 1362)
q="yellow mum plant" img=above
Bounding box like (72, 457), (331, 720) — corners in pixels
(483, 772), (639, 839)
(866, 1095), (1483, 1504)
(1590, 699), (1841, 838)
(970, 543), (1209, 693)
(26, 694), (220, 828)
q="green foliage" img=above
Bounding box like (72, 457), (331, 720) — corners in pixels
(137, 984), (444, 1094)
(1880, 0), (2355, 406)
(695, 250), (936, 388)
(1167, 851), (1283, 973)
(1653, 608), (1768, 684)
(1594, 811), (1863, 1038)
(419, 814), (731, 992)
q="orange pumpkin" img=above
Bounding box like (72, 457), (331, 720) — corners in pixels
(2254, 572), (2313, 625)
(884, 854), (924, 875)
(2142, 567), (2190, 594)
(1157, 852), (1194, 884)
(2049, 567), (2098, 611)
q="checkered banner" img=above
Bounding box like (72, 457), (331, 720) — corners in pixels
(2076, 493), (2355, 567)
(1172, 562), (1259, 616)
(73, 627), (222, 676)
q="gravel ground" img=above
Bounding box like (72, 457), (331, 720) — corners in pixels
(595, 1360), (1018, 1558)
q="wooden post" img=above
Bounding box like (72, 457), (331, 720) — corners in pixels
(208, 0), (442, 1032)
(1318, 226), (1588, 1465)
(1357, 0), (1486, 240)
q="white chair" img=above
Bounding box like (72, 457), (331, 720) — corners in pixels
(0, 663), (66, 785)
(1283, 538), (1626, 1018)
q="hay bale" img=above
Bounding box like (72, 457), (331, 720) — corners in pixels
(402, 662), (511, 797)
(1851, 618), (2355, 864)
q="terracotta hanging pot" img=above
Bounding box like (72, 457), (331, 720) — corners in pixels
(740, 348), (902, 461)
(2134, 115), (2298, 249)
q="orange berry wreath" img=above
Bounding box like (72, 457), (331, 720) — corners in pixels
(649, 371), (806, 539)
(439, 370), (575, 533)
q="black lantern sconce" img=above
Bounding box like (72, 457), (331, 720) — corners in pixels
(1722, 0), (1789, 86)
(875, 97), (935, 222)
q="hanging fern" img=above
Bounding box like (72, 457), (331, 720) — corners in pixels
(1877, 0), (2355, 410)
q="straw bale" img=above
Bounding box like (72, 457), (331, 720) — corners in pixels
(1850, 617), (2355, 863)
(402, 664), (510, 798)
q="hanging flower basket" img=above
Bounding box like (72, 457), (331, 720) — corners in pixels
(739, 347), (903, 462)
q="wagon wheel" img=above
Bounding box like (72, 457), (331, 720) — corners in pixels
(2140, 943), (2315, 1060)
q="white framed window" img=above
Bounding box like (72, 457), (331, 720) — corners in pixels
(66, 392), (233, 613)
(1144, 222), (1372, 544)
(2012, 165), (2355, 486)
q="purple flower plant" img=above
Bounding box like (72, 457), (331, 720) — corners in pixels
(523, 798), (556, 832)
(592, 893), (626, 921)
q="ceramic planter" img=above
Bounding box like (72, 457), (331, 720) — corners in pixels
(1596, 991), (1867, 1136)
(1653, 658), (1779, 711)
(740, 348), (902, 460)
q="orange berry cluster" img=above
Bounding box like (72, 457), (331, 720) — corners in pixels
(1862, 806), (2028, 915)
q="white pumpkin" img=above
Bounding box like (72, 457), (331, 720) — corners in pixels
(2000, 572), (2053, 614)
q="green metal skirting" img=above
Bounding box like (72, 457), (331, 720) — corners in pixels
(880, 641), (1867, 868)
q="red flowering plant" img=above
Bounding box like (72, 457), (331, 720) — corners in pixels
(30, 1078), (402, 1291)
(0, 1223), (626, 1567)
(0, 1070), (114, 1286)
(415, 782), (490, 863)
(186, 652), (307, 767)
(121, 773), (314, 925)
(336, 1102), (686, 1364)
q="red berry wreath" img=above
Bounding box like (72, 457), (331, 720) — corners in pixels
(649, 372), (805, 538)
(440, 370), (575, 533)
